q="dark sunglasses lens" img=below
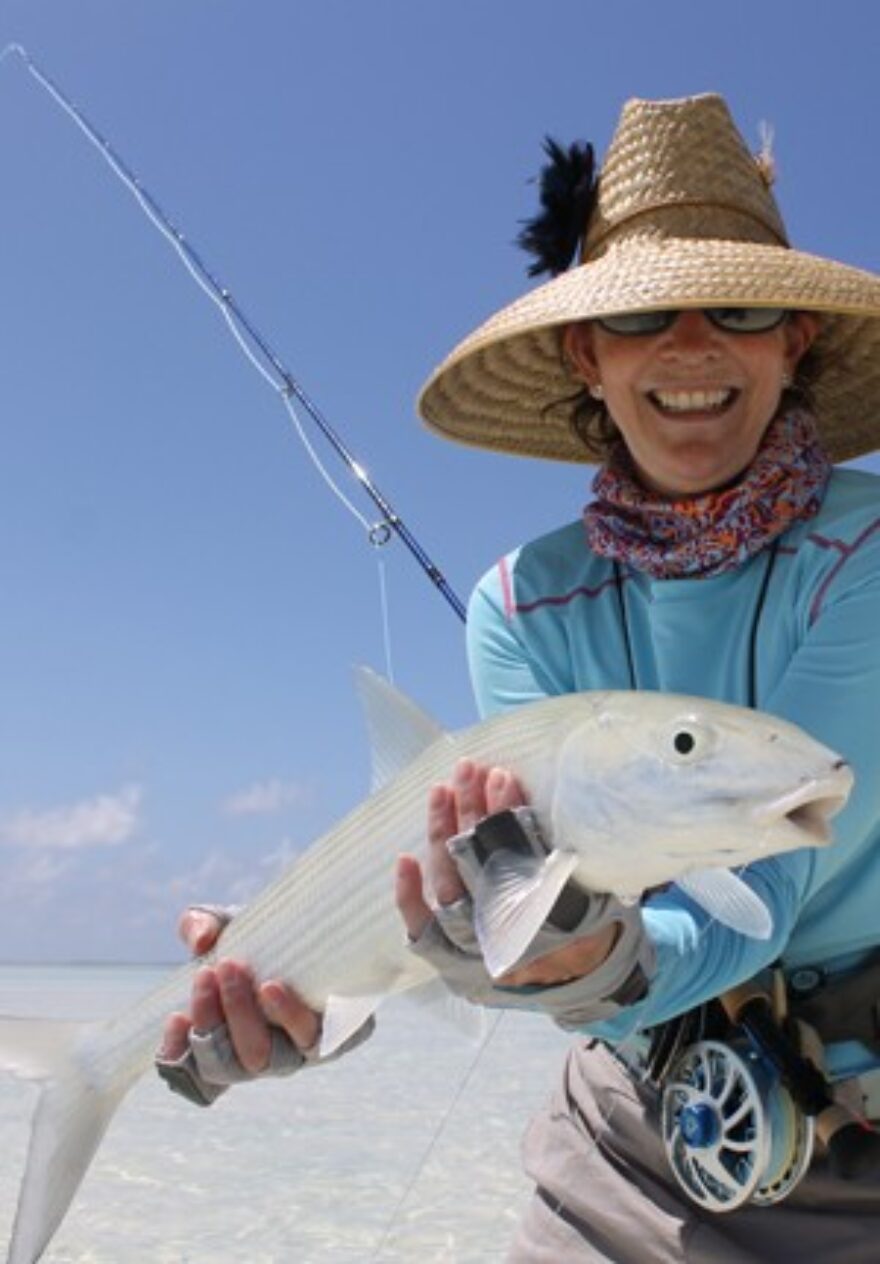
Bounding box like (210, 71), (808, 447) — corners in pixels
(596, 311), (676, 335)
(706, 307), (787, 333)
(596, 308), (788, 335)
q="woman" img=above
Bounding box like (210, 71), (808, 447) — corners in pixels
(160, 94), (880, 1260)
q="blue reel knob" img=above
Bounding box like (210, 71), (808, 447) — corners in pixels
(679, 1102), (719, 1149)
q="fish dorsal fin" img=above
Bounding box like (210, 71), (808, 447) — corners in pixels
(320, 993), (384, 1057)
(676, 869), (772, 940)
(353, 666), (447, 791)
(473, 850), (579, 979)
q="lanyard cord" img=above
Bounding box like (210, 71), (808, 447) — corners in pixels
(746, 539), (781, 709)
(613, 540), (781, 707)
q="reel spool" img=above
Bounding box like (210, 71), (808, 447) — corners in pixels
(661, 1039), (814, 1211)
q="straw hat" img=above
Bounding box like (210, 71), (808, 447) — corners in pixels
(418, 93), (880, 463)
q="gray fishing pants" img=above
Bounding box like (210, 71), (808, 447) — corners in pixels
(508, 1040), (880, 1263)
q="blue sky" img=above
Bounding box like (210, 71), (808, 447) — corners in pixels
(1, 2), (878, 962)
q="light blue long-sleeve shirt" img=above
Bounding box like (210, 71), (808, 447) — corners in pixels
(466, 467), (880, 1078)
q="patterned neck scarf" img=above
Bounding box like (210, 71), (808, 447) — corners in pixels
(583, 410), (831, 579)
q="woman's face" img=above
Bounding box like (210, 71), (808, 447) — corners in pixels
(565, 310), (819, 496)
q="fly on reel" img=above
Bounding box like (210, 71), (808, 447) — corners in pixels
(660, 1039), (815, 1211)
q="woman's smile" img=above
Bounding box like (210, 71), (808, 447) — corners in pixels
(647, 386), (738, 417)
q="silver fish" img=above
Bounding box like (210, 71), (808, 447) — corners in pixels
(0, 672), (853, 1262)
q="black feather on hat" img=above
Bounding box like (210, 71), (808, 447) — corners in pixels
(517, 138), (596, 278)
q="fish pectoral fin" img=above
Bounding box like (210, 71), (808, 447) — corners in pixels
(675, 869), (773, 940)
(353, 666), (449, 792)
(474, 849), (580, 980)
(320, 993), (384, 1058)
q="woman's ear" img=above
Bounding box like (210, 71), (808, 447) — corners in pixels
(785, 311), (821, 376)
(563, 322), (601, 389)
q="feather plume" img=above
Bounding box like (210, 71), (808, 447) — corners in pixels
(517, 137), (596, 278)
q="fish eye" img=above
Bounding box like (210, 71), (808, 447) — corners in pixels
(663, 718), (714, 764)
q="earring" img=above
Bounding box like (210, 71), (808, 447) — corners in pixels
(781, 371), (793, 389)
(589, 383), (605, 401)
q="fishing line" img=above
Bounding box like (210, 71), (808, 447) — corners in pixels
(375, 551), (396, 684)
(0, 43), (467, 650)
(368, 1008), (506, 1261)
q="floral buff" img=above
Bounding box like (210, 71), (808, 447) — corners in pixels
(583, 410), (831, 579)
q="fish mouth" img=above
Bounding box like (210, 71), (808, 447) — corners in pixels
(756, 772), (853, 844)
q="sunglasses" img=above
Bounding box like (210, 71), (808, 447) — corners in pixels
(595, 307), (789, 336)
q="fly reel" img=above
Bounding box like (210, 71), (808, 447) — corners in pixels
(661, 1039), (814, 1211)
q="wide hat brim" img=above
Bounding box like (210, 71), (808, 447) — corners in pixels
(418, 237), (880, 464)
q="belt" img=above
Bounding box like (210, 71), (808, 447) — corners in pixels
(837, 1065), (880, 1122)
(609, 1034), (880, 1128)
(604, 1033), (652, 1077)
(789, 951), (880, 1055)
(605, 1003), (717, 1087)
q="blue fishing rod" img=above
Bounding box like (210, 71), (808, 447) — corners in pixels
(0, 42), (467, 626)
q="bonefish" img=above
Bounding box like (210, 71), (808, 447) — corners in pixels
(0, 672), (853, 1262)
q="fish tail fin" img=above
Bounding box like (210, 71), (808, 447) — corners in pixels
(1, 1018), (130, 1264)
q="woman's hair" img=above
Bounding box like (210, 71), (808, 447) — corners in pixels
(553, 326), (823, 462)
(568, 389), (619, 459)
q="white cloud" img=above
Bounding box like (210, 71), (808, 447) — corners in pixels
(0, 852), (73, 906)
(222, 778), (302, 817)
(0, 784), (142, 850)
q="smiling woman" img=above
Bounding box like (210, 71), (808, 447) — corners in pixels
(158, 92), (880, 1264)
(564, 307), (818, 494)
(409, 92), (880, 1262)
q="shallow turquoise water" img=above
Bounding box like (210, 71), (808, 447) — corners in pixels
(0, 964), (571, 1262)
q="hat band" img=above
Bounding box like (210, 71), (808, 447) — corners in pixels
(584, 198), (790, 261)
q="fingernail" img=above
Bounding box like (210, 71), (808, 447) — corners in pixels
(216, 960), (243, 989)
(262, 977), (287, 1009)
(487, 767), (506, 792)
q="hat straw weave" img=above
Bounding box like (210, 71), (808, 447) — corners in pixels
(419, 94), (880, 463)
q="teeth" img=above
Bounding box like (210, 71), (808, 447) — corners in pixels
(652, 389), (733, 412)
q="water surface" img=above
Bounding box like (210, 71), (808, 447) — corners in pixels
(0, 964), (572, 1262)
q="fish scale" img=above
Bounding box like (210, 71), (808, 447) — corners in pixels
(212, 696), (576, 1003)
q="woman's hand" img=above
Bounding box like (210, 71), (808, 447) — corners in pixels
(158, 908), (321, 1079)
(395, 759), (619, 988)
